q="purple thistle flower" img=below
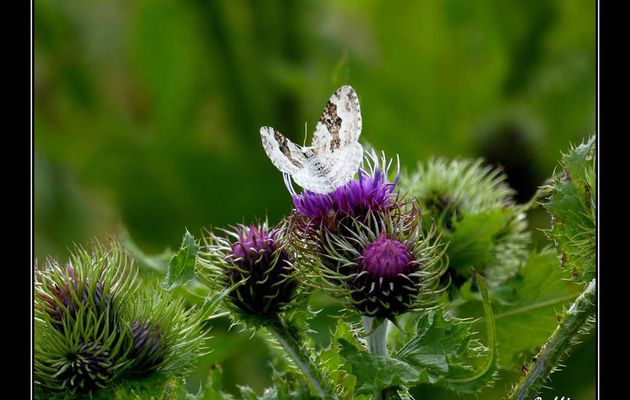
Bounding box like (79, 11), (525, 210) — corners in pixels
(350, 233), (423, 318)
(360, 234), (415, 279)
(292, 151), (399, 223)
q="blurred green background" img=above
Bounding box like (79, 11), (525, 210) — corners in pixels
(35, 0), (595, 398)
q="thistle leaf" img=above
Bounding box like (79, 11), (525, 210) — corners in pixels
(163, 230), (200, 290)
(542, 135), (596, 282)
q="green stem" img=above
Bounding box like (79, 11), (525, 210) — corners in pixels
(362, 316), (388, 356)
(507, 279), (596, 400)
(362, 317), (392, 400)
(267, 317), (338, 400)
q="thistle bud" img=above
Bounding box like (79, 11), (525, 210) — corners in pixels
(316, 208), (447, 320)
(401, 158), (529, 284)
(124, 283), (205, 377)
(34, 241), (136, 397)
(199, 223), (299, 320)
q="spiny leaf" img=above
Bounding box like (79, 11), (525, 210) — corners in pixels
(394, 312), (472, 383)
(162, 230), (200, 290)
(393, 275), (497, 394)
(318, 319), (362, 399)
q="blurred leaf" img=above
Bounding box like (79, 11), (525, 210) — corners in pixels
(121, 228), (172, 275)
(448, 210), (513, 275)
(162, 230), (200, 290)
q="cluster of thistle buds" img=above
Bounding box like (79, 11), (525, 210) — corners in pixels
(34, 241), (205, 398)
(200, 150), (447, 324)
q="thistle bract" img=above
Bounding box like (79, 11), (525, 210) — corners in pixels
(199, 223), (299, 320)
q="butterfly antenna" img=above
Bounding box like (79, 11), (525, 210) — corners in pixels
(303, 122), (308, 147)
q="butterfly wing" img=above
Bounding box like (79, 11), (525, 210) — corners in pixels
(260, 126), (308, 175)
(311, 85), (363, 188)
(312, 85), (362, 157)
(260, 126), (337, 193)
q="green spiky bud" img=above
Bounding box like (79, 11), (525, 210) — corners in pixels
(400, 158), (529, 285)
(542, 135), (596, 282)
(34, 240), (136, 397)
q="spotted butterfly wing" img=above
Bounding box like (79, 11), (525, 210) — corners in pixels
(260, 85), (363, 194)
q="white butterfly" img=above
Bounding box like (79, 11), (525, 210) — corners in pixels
(260, 85), (363, 194)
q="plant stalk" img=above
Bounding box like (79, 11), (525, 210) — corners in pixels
(267, 317), (338, 400)
(507, 279), (596, 400)
(362, 316), (392, 400)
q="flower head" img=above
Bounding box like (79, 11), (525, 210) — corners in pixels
(360, 235), (414, 278)
(199, 222), (300, 320)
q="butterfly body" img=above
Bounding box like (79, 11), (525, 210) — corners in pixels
(260, 85), (363, 194)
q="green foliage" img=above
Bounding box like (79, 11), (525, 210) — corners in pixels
(34, 1), (596, 394)
(394, 275), (497, 395)
(542, 135), (596, 282)
(338, 339), (419, 396)
(317, 320), (362, 400)
(331, 275), (496, 397)
(162, 230), (200, 290)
